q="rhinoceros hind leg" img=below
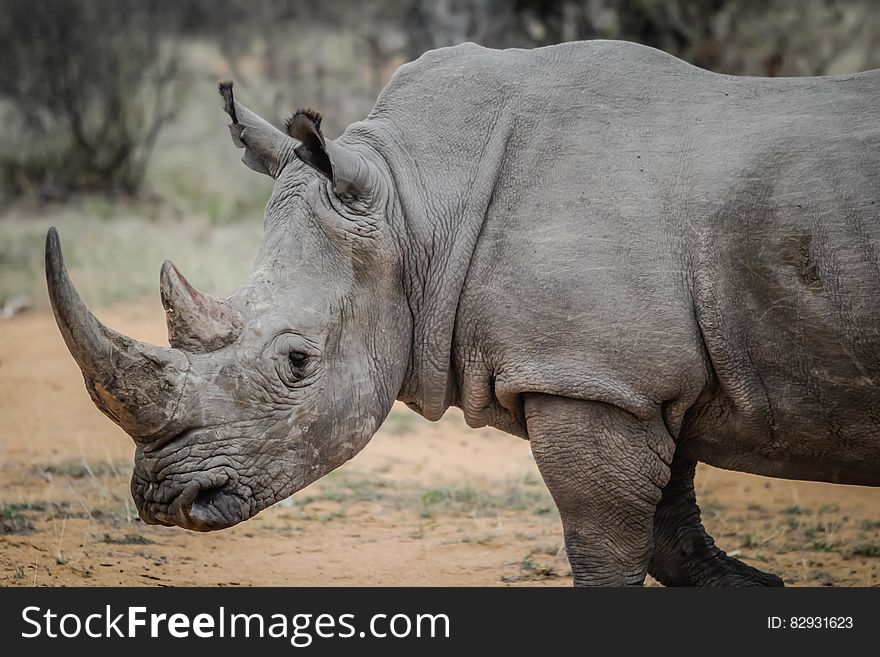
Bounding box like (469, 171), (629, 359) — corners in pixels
(648, 455), (784, 587)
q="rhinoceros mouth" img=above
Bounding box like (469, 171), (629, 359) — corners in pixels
(137, 473), (252, 532)
(184, 484), (250, 531)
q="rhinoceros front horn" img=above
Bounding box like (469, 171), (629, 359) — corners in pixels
(45, 227), (189, 440)
(160, 260), (242, 352)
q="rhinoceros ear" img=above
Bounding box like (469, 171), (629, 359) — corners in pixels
(219, 81), (296, 179)
(285, 109), (373, 200)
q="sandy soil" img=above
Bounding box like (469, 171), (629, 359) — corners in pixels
(1, 301), (879, 587)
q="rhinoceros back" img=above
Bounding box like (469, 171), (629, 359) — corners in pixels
(362, 41), (880, 484)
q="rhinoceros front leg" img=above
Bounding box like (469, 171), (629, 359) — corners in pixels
(648, 455), (784, 586)
(525, 394), (674, 586)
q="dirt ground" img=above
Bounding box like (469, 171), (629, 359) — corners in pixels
(1, 300), (879, 587)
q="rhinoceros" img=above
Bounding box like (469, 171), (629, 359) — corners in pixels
(45, 40), (880, 586)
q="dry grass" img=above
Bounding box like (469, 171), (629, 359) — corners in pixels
(0, 206), (263, 311)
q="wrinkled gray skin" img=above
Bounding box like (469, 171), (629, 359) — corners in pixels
(46, 41), (880, 586)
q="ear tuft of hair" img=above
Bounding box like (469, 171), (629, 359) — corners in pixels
(285, 108), (333, 180)
(285, 108), (324, 142)
(218, 81), (238, 125)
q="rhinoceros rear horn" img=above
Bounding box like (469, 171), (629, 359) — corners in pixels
(45, 228), (189, 440)
(219, 81), (296, 179)
(160, 260), (242, 352)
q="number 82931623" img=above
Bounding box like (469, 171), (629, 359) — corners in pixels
(768, 616), (853, 629)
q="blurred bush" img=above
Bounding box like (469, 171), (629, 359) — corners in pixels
(0, 0), (878, 205)
(401, 0), (879, 75)
(0, 0), (179, 201)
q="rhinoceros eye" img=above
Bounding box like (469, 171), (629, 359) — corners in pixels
(270, 333), (320, 387)
(288, 350), (309, 370)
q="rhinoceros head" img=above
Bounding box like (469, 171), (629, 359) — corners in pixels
(45, 82), (411, 531)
